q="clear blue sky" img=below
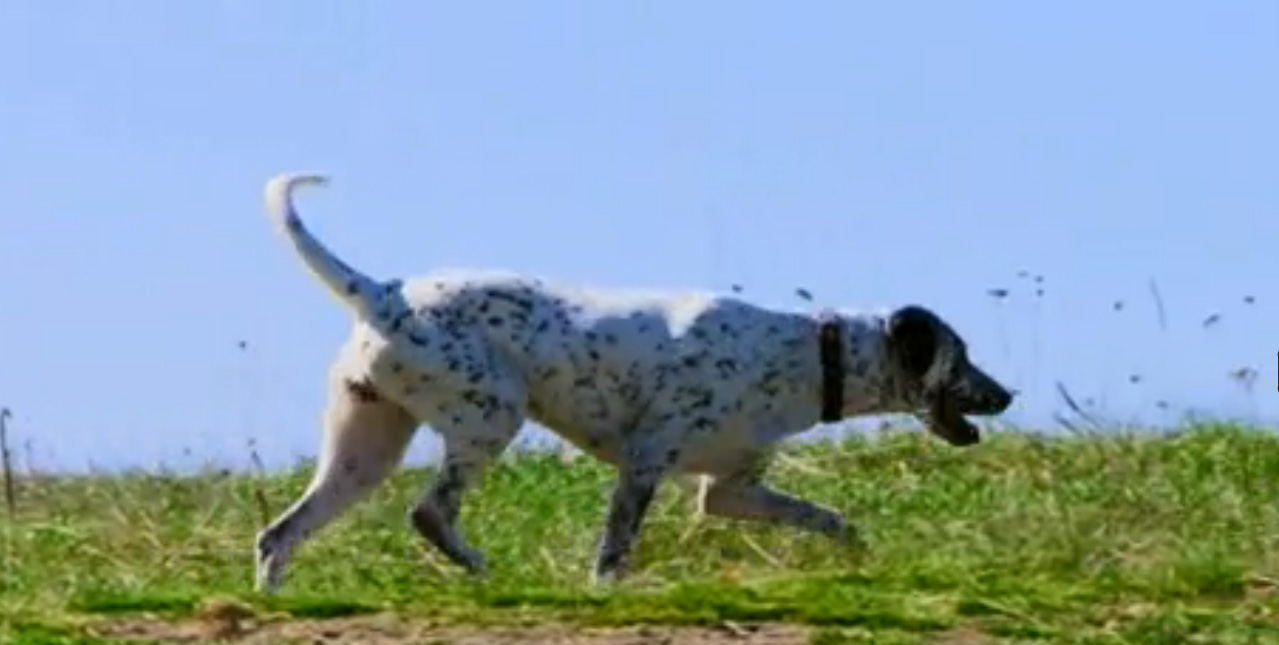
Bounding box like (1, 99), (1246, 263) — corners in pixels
(1, 1), (1274, 473)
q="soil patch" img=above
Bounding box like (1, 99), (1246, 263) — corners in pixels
(91, 613), (816, 644)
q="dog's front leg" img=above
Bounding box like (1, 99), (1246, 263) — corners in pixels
(592, 458), (668, 585)
(701, 474), (863, 548)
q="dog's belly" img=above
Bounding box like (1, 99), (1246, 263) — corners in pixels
(524, 383), (633, 465)
(530, 416), (760, 475)
(670, 420), (770, 475)
(527, 389), (786, 477)
(528, 406), (626, 465)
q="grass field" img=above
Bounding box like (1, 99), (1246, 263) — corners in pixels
(4, 422), (1279, 643)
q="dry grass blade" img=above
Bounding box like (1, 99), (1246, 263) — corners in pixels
(247, 438), (271, 527)
(1, 407), (15, 515)
(1053, 412), (1084, 434)
(739, 533), (784, 569)
(1055, 381), (1103, 429)
(774, 453), (829, 478)
(1147, 278), (1168, 332)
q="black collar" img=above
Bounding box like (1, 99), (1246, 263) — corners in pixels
(818, 315), (844, 423)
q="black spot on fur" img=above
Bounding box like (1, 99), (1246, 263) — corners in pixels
(341, 456), (359, 473)
(344, 377), (381, 403)
(488, 291), (535, 312)
(390, 312), (411, 333)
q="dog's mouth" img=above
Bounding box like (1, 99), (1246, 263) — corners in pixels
(920, 393), (981, 447)
(920, 379), (1014, 446)
(921, 381), (1017, 446)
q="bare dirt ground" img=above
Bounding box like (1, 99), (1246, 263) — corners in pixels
(89, 611), (1003, 644)
(91, 613), (819, 644)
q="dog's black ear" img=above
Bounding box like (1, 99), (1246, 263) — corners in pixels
(888, 305), (978, 446)
(887, 305), (947, 382)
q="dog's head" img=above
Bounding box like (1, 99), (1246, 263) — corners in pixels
(884, 305), (1013, 446)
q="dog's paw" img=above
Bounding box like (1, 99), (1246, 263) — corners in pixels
(253, 573), (275, 595)
(837, 524), (871, 561)
(589, 549), (631, 588)
(253, 533), (286, 594)
(824, 516), (868, 551)
(461, 551), (488, 578)
(589, 568), (622, 588)
(254, 556), (282, 595)
(589, 556), (631, 588)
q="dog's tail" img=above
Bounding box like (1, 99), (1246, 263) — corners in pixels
(263, 173), (382, 320)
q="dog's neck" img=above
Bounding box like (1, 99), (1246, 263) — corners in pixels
(779, 311), (897, 427)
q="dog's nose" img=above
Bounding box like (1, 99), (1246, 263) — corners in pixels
(991, 388), (1014, 412)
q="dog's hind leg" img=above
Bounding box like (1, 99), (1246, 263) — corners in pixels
(406, 392), (524, 576)
(254, 370), (417, 593)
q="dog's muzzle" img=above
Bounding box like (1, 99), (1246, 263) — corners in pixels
(923, 371), (1015, 447)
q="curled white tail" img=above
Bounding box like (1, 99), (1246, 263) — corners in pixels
(263, 173), (381, 319)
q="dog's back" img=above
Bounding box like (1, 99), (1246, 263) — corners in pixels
(393, 273), (796, 453)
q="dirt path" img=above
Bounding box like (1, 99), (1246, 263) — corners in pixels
(85, 599), (1002, 644)
(92, 614), (817, 644)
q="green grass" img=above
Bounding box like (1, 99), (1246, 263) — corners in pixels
(5, 422), (1279, 643)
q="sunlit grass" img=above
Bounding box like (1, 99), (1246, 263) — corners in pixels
(5, 421), (1279, 642)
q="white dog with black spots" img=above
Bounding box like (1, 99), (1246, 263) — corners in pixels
(254, 173), (1015, 592)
